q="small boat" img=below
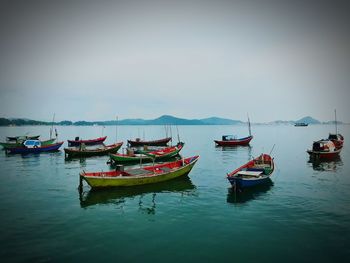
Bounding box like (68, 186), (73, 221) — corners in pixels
(6, 135), (40, 141)
(109, 142), (184, 164)
(64, 142), (123, 158)
(5, 140), (64, 154)
(214, 116), (253, 146)
(307, 140), (342, 160)
(80, 155), (199, 188)
(227, 154), (275, 189)
(127, 137), (172, 147)
(214, 135), (253, 146)
(68, 136), (107, 147)
(0, 138), (56, 149)
(294, 122), (308, 127)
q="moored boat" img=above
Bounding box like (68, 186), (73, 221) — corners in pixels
(294, 122), (308, 127)
(64, 142), (123, 158)
(0, 138), (56, 149)
(127, 137), (172, 147)
(214, 116), (253, 146)
(227, 154), (275, 189)
(214, 135), (253, 146)
(109, 142), (184, 164)
(68, 136), (107, 147)
(80, 155), (199, 188)
(307, 140), (342, 160)
(5, 140), (64, 154)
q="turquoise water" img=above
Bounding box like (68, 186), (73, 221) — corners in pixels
(0, 125), (349, 262)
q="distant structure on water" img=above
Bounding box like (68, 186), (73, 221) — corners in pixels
(294, 122), (308, 127)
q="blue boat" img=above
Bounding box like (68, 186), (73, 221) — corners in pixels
(5, 140), (64, 154)
(227, 154), (275, 189)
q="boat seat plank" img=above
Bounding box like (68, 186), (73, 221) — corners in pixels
(126, 169), (152, 176)
(237, 171), (263, 176)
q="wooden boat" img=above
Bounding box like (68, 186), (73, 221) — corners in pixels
(64, 142), (123, 158)
(6, 135), (40, 141)
(109, 142), (184, 164)
(307, 140), (342, 160)
(214, 116), (253, 146)
(214, 135), (253, 146)
(127, 137), (171, 147)
(5, 140), (64, 154)
(294, 122), (308, 127)
(0, 138), (56, 149)
(80, 155), (199, 188)
(227, 154), (275, 189)
(68, 136), (107, 147)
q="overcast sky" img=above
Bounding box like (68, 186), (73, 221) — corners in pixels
(0, 0), (349, 122)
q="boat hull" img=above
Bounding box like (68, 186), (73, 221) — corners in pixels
(228, 176), (272, 188)
(64, 143), (123, 158)
(109, 144), (182, 164)
(307, 150), (341, 160)
(5, 142), (64, 154)
(214, 136), (253, 146)
(1, 138), (56, 149)
(68, 136), (107, 147)
(81, 156), (199, 188)
(127, 137), (171, 147)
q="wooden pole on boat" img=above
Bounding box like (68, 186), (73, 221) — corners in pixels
(247, 113), (252, 137)
(334, 109), (338, 135)
(176, 125), (180, 143)
(269, 144), (276, 156)
(115, 115), (118, 142)
(50, 113), (55, 139)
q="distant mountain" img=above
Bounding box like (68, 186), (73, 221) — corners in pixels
(200, 117), (243, 125)
(0, 115), (345, 126)
(295, 116), (321, 124)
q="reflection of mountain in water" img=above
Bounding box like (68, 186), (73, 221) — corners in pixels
(308, 156), (343, 172)
(79, 176), (196, 210)
(227, 181), (273, 204)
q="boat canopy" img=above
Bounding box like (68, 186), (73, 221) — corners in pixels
(222, 135), (236, 141)
(23, 140), (42, 148)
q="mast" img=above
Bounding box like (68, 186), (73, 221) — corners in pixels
(50, 113), (55, 139)
(115, 115), (118, 142)
(247, 114), (252, 136)
(334, 109), (338, 134)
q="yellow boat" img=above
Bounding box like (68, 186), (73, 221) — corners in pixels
(80, 156), (199, 188)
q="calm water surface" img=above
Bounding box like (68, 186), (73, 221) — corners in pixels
(0, 125), (349, 263)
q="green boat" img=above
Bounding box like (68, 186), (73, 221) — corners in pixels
(0, 138), (56, 149)
(109, 143), (184, 164)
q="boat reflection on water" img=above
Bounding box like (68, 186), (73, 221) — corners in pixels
(308, 156), (343, 172)
(79, 176), (196, 211)
(227, 180), (273, 204)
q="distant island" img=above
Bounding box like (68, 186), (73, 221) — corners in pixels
(0, 115), (345, 126)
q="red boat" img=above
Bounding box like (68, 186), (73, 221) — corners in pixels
(214, 135), (253, 146)
(127, 137), (172, 147)
(68, 136), (107, 147)
(307, 140), (342, 160)
(214, 116), (253, 146)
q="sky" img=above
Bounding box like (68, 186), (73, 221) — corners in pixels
(0, 0), (350, 122)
